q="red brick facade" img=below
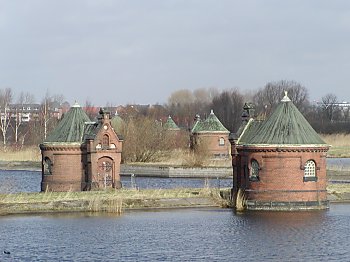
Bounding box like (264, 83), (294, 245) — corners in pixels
(192, 132), (230, 158)
(232, 145), (329, 209)
(231, 95), (329, 210)
(40, 110), (123, 192)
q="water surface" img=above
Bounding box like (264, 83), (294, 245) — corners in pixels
(0, 170), (231, 193)
(0, 205), (350, 261)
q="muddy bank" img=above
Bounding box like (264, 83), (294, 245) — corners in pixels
(0, 188), (226, 216)
(0, 197), (219, 216)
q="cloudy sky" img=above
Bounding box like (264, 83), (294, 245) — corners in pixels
(1, 0), (350, 106)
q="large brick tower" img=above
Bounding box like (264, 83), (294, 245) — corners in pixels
(230, 92), (329, 210)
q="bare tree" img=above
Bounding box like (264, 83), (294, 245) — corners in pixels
(40, 91), (63, 140)
(321, 93), (339, 122)
(167, 88), (217, 128)
(254, 80), (309, 116)
(122, 115), (183, 162)
(168, 89), (194, 105)
(10, 91), (35, 147)
(0, 88), (13, 149)
(84, 99), (96, 120)
(211, 89), (244, 132)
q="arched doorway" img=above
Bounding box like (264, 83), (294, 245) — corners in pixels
(94, 157), (114, 189)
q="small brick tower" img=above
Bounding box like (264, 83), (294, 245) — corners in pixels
(40, 103), (123, 192)
(191, 110), (230, 159)
(230, 92), (329, 210)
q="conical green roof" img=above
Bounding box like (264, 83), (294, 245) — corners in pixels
(163, 116), (180, 130)
(44, 103), (91, 143)
(111, 113), (125, 131)
(238, 93), (326, 145)
(192, 110), (229, 133)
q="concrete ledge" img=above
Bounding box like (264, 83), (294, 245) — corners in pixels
(246, 200), (329, 211)
(121, 165), (232, 178)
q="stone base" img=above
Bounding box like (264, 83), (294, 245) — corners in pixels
(246, 200), (329, 211)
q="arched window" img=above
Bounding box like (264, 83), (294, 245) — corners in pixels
(304, 160), (317, 182)
(43, 157), (52, 175)
(102, 134), (109, 149)
(219, 137), (225, 146)
(250, 159), (260, 181)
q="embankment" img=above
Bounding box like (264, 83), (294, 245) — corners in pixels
(0, 188), (229, 216)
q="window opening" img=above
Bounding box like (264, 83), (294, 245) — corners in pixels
(250, 159), (260, 181)
(102, 134), (109, 149)
(304, 160), (317, 182)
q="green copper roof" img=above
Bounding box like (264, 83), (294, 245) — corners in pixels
(163, 116), (180, 130)
(111, 113), (125, 131)
(192, 110), (229, 133)
(44, 103), (91, 143)
(238, 93), (326, 145)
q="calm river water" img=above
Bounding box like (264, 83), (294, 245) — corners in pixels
(1, 166), (350, 261)
(1, 205), (350, 261)
(0, 170), (232, 193)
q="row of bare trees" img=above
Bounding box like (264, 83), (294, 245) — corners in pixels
(1, 80), (347, 153)
(165, 81), (348, 134)
(0, 88), (64, 150)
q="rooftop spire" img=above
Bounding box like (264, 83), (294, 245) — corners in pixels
(281, 91), (291, 102)
(72, 101), (80, 107)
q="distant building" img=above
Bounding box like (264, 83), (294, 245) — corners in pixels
(40, 103), (123, 192)
(191, 110), (230, 159)
(7, 102), (69, 122)
(231, 92), (329, 210)
(163, 115), (180, 132)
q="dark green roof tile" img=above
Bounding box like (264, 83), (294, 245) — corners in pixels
(192, 110), (229, 133)
(44, 103), (91, 143)
(238, 93), (326, 145)
(163, 116), (180, 130)
(111, 114), (125, 131)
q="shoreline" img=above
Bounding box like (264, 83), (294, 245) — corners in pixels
(1, 161), (350, 216)
(0, 188), (228, 216)
(0, 188), (349, 217)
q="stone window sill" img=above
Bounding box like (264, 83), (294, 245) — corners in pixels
(303, 176), (318, 182)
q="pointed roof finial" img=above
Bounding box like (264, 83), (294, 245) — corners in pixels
(210, 109), (214, 115)
(72, 101), (80, 107)
(281, 91), (291, 102)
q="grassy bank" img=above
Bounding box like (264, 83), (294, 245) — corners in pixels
(321, 134), (350, 158)
(1, 136), (350, 166)
(0, 146), (41, 162)
(327, 183), (350, 202)
(0, 188), (230, 215)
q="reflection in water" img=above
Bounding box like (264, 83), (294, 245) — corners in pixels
(0, 205), (350, 261)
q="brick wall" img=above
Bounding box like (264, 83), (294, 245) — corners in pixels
(193, 132), (230, 158)
(235, 146), (328, 203)
(41, 145), (84, 191)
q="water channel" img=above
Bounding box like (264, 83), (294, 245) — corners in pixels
(1, 160), (350, 261)
(0, 205), (350, 261)
(0, 170), (232, 194)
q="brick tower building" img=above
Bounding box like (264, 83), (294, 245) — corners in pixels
(191, 110), (230, 159)
(40, 103), (123, 192)
(230, 92), (329, 210)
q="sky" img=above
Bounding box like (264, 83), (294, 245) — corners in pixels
(1, 0), (350, 106)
